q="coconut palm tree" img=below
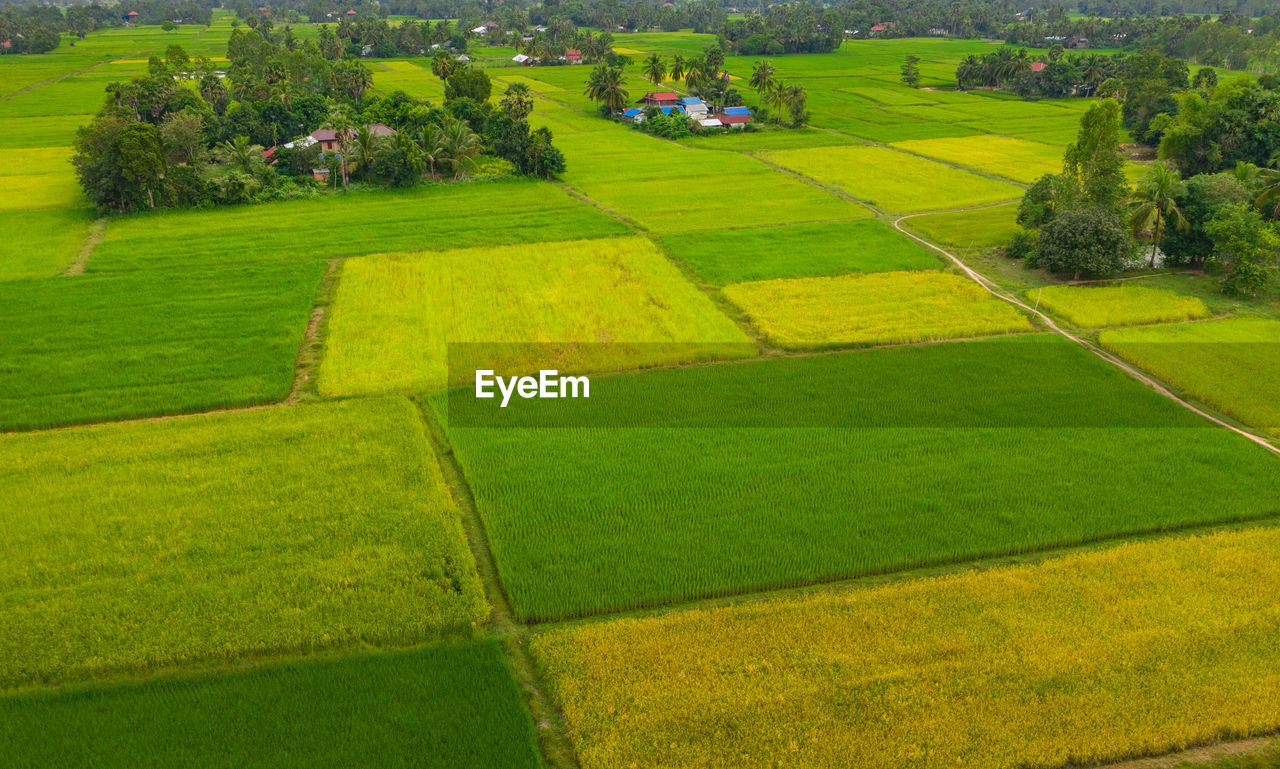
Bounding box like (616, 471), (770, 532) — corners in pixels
(419, 123), (446, 179)
(749, 59), (775, 99)
(669, 54), (685, 83)
(1129, 163), (1189, 267)
(643, 53), (666, 86)
(500, 82), (535, 120)
(440, 116), (482, 180)
(584, 64), (628, 111)
(431, 49), (456, 81)
(217, 135), (263, 174)
(350, 125), (381, 184)
(783, 82), (807, 126)
(766, 78), (788, 124)
(323, 108), (355, 190)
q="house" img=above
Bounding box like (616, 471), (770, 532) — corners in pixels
(620, 107), (645, 122)
(307, 124), (396, 153)
(638, 91), (679, 107)
(512, 53), (531, 64)
(533, 25), (548, 33)
(346, 9), (356, 15)
(713, 106), (751, 126)
(1030, 61), (1046, 73)
(472, 25), (487, 35)
(869, 23), (886, 36)
(456, 54), (470, 62)
(678, 96), (708, 117)
(564, 49), (583, 64)
(698, 117), (722, 128)
(658, 105), (684, 115)
(360, 44), (373, 57)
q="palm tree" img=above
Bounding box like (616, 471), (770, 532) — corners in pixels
(766, 78), (788, 124)
(323, 108), (355, 190)
(431, 49), (456, 81)
(669, 54), (685, 83)
(389, 131), (425, 184)
(440, 116), (482, 180)
(419, 123), (446, 179)
(783, 82), (806, 126)
(217, 135), (263, 174)
(643, 53), (666, 86)
(500, 82), (535, 120)
(684, 55), (706, 92)
(584, 64), (628, 111)
(350, 125), (380, 184)
(1129, 163), (1189, 268)
(749, 59), (775, 99)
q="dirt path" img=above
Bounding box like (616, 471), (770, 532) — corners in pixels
(61, 217), (106, 275)
(1093, 734), (1277, 769)
(892, 210), (1280, 457)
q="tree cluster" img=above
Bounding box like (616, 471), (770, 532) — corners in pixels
(719, 3), (844, 56)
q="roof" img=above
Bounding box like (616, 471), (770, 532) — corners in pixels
(678, 97), (703, 105)
(621, 108), (643, 118)
(722, 106), (750, 116)
(311, 128), (339, 142)
(698, 118), (722, 127)
(127, 10), (139, 15)
(1030, 61), (1046, 72)
(512, 54), (530, 62)
(346, 9), (356, 14)
(714, 113), (750, 124)
(564, 49), (581, 56)
(659, 105), (684, 115)
(642, 91), (678, 101)
(283, 136), (318, 150)
(367, 123), (396, 137)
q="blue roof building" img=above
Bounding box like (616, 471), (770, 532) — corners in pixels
(678, 97), (704, 106)
(723, 106), (751, 116)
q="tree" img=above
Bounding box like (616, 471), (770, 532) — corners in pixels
(1162, 172), (1250, 267)
(440, 115), (482, 180)
(500, 82), (534, 121)
(217, 135), (264, 175)
(1128, 163), (1189, 267)
(115, 122), (166, 210)
(372, 131), (425, 187)
(1064, 98), (1127, 215)
(1034, 206), (1133, 280)
(669, 55), (686, 84)
(159, 111), (206, 166)
(1205, 203), (1279, 296)
(900, 55), (920, 88)
(784, 82), (807, 127)
(419, 123), (446, 179)
(1192, 66), (1218, 92)
(431, 50), (457, 82)
(445, 68), (492, 103)
(749, 59), (775, 98)
(584, 65), (628, 112)
(323, 108), (354, 189)
(643, 53), (667, 86)
(766, 78), (788, 124)
(350, 125), (381, 183)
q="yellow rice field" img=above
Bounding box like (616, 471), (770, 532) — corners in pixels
(1030, 284), (1212, 328)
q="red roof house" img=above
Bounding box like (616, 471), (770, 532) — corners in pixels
(1030, 61), (1046, 72)
(638, 91), (678, 106)
(870, 23), (886, 31)
(713, 112), (750, 125)
(564, 48), (582, 63)
(346, 9), (357, 15)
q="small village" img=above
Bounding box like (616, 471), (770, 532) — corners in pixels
(621, 92), (752, 129)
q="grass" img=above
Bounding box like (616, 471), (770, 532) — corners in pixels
(660, 220), (941, 285)
(90, 181), (631, 271)
(0, 208), (94, 280)
(531, 525), (1280, 769)
(318, 237), (755, 396)
(893, 135), (1065, 183)
(901, 203), (1021, 248)
(435, 335), (1280, 620)
(1101, 317), (1280, 437)
(763, 145), (1023, 213)
(0, 261), (323, 430)
(0, 641), (543, 769)
(1030, 284), (1213, 328)
(0, 398), (487, 690)
(723, 270), (1033, 350)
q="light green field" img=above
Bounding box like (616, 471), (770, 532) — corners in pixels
(1031, 284), (1212, 328)
(893, 135), (1065, 183)
(902, 203), (1021, 248)
(532, 526), (1280, 769)
(661, 220), (941, 285)
(0, 208), (94, 280)
(724, 270), (1033, 350)
(319, 236), (754, 396)
(91, 181), (631, 270)
(371, 61), (445, 102)
(0, 398), (487, 689)
(763, 145), (1023, 213)
(1102, 317), (1280, 436)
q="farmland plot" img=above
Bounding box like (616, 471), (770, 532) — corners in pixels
(532, 526), (1280, 769)
(0, 261), (323, 430)
(902, 203), (1020, 248)
(0, 398), (487, 689)
(319, 236), (754, 396)
(1101, 317), (1280, 436)
(724, 270), (1033, 349)
(661, 220), (940, 284)
(0, 208), (94, 280)
(0, 642), (541, 769)
(437, 336), (1280, 620)
(1030, 284), (1212, 328)
(763, 145), (1023, 212)
(90, 181), (631, 271)
(893, 135), (1065, 183)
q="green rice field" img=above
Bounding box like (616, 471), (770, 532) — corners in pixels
(1031, 284), (1213, 328)
(0, 398), (486, 689)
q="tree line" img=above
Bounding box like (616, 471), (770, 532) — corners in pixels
(71, 28), (563, 214)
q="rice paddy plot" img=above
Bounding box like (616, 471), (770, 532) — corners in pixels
(318, 236), (754, 396)
(371, 63), (446, 102)
(901, 203), (1020, 248)
(573, 171), (868, 233)
(436, 335), (1280, 620)
(678, 128), (859, 152)
(0, 208), (94, 280)
(661, 220), (941, 285)
(531, 526), (1280, 769)
(0, 642), (540, 769)
(90, 181), (630, 271)
(0, 114), (91, 149)
(0, 261), (323, 430)
(1030, 284), (1212, 328)
(0, 73), (115, 118)
(763, 145), (1023, 213)
(0, 398), (487, 689)
(1101, 317), (1280, 437)
(894, 135), (1065, 183)
(0, 168), (82, 212)
(492, 73), (563, 92)
(724, 270), (1033, 349)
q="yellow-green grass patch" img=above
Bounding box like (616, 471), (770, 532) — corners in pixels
(724, 270), (1032, 350)
(0, 169), (82, 212)
(1030, 284), (1212, 328)
(319, 236), (755, 396)
(0, 115), (92, 149)
(902, 202), (1020, 248)
(0, 261), (324, 430)
(893, 134), (1064, 183)
(660, 219), (941, 285)
(0, 397), (487, 689)
(0, 208), (94, 280)
(532, 526), (1280, 769)
(763, 145), (1022, 213)
(493, 73), (564, 92)
(1101, 317), (1280, 437)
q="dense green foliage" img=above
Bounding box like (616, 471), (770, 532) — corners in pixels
(0, 398), (487, 688)
(438, 336), (1280, 620)
(660, 220), (940, 285)
(0, 642), (542, 769)
(0, 262), (323, 430)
